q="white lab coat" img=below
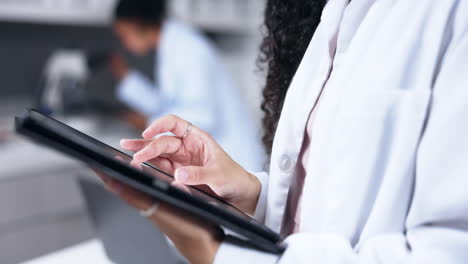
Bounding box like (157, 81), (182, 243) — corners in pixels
(215, 0), (468, 262)
(117, 20), (265, 171)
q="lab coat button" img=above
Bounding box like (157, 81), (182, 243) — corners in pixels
(279, 153), (293, 173)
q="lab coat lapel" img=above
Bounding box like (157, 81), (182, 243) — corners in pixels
(265, 0), (351, 233)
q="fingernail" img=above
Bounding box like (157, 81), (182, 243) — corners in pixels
(175, 168), (188, 183)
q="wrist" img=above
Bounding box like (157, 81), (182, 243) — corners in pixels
(243, 172), (261, 215)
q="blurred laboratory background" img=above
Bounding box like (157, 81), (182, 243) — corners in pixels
(0, 0), (266, 263)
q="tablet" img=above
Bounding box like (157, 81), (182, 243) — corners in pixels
(15, 109), (283, 254)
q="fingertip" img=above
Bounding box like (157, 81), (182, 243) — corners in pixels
(142, 129), (152, 139)
(130, 159), (143, 170)
(120, 139), (129, 148)
(132, 153), (143, 163)
(133, 150), (151, 165)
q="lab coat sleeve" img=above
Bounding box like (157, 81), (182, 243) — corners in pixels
(116, 70), (162, 116)
(214, 14), (468, 264)
(214, 171), (276, 262)
(252, 171), (269, 222)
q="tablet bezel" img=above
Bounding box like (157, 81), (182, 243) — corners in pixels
(15, 109), (283, 254)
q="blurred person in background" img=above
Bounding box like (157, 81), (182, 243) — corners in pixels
(109, 0), (264, 171)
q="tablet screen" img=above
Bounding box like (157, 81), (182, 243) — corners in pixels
(28, 110), (255, 223)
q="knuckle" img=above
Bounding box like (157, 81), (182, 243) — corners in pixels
(195, 127), (214, 141)
(153, 135), (170, 147)
(148, 140), (161, 153)
(194, 126), (206, 136)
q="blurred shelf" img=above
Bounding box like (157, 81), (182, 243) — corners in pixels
(170, 0), (265, 34)
(0, 0), (266, 32)
(0, 0), (116, 26)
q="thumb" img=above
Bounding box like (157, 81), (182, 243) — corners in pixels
(174, 166), (217, 186)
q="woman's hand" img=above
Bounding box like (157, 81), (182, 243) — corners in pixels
(122, 114), (261, 215)
(97, 172), (223, 264)
(96, 114), (262, 263)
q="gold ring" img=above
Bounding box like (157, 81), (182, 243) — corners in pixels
(181, 122), (193, 139)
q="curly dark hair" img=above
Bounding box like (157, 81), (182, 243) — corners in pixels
(259, 0), (326, 155)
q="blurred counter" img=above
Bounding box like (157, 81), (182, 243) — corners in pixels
(0, 98), (138, 264)
(21, 239), (112, 264)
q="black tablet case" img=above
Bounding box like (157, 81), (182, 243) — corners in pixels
(15, 109), (284, 254)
